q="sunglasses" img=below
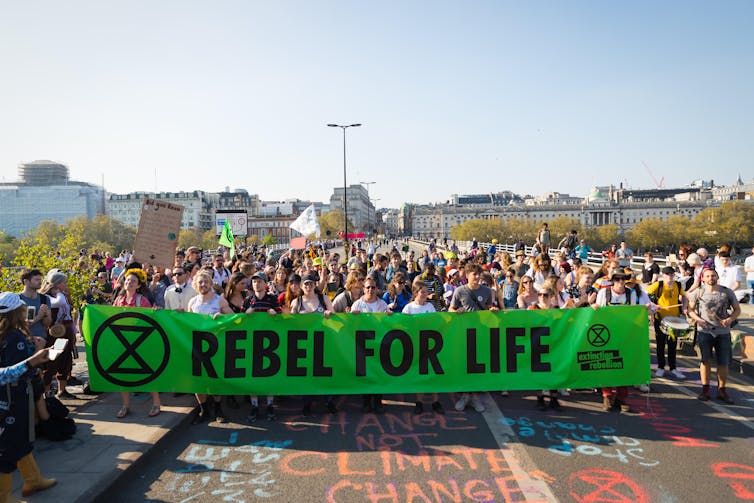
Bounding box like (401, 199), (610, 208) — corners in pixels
(172, 272), (184, 277)
(538, 293), (550, 297)
(364, 286), (376, 290)
(522, 280), (532, 284)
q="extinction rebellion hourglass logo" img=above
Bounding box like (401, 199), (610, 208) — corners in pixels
(91, 312), (171, 387)
(577, 324), (625, 370)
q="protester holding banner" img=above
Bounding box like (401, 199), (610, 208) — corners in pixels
(188, 271), (233, 424)
(223, 272), (249, 314)
(332, 271), (363, 313)
(449, 263), (497, 413)
(112, 268), (162, 419)
(527, 287), (564, 410)
(517, 275), (538, 309)
(351, 276), (391, 413)
(404, 279), (445, 415)
(383, 272), (411, 313)
(594, 269), (640, 413)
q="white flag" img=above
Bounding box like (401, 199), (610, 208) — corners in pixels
(290, 204), (321, 237)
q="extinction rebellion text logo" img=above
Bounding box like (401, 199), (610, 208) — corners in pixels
(91, 312), (171, 387)
(577, 324), (624, 370)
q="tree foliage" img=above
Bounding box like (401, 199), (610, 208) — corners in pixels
(318, 210), (354, 240)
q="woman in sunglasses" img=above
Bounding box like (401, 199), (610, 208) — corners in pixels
(383, 272), (411, 313)
(516, 276), (538, 309)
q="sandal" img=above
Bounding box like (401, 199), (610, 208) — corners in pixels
(116, 406), (129, 419)
(148, 405), (161, 417)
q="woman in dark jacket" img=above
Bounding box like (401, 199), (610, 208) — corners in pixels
(0, 292), (57, 500)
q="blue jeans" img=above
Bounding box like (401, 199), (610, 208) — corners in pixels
(748, 279), (754, 304)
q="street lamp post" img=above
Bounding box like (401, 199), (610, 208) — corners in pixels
(360, 180), (375, 237)
(370, 197), (381, 237)
(327, 123), (361, 257)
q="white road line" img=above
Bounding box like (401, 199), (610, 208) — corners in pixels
(479, 392), (558, 502)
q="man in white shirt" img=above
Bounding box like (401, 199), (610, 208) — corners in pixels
(164, 267), (197, 312)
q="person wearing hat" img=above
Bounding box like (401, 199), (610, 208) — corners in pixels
(647, 267), (689, 379)
(513, 250), (529, 279)
(243, 271), (281, 422)
(0, 292), (58, 500)
(39, 270), (77, 401)
(594, 270), (642, 413)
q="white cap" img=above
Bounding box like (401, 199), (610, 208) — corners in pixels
(0, 292), (26, 314)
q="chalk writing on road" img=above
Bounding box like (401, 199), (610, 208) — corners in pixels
(281, 404), (554, 502)
(165, 435), (292, 502)
(500, 416), (659, 467)
(569, 469), (649, 503)
(712, 462), (754, 500)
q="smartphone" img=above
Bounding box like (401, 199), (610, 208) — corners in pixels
(327, 282), (337, 293)
(48, 338), (68, 361)
(27, 306), (36, 322)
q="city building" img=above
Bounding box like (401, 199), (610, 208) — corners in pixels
(108, 191), (218, 230)
(0, 160), (105, 237)
(403, 182), (748, 239)
(329, 184), (376, 234)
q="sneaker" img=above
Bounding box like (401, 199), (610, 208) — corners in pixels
(431, 401), (445, 414)
(248, 405), (259, 422)
(413, 402), (424, 415)
(636, 384), (650, 393)
(558, 389), (570, 397)
(602, 396), (613, 412)
(500, 390), (510, 397)
(670, 369), (685, 379)
(697, 391), (711, 401)
(266, 404), (277, 421)
(326, 400), (338, 414)
(655, 368), (665, 378)
(549, 397), (563, 411)
(455, 393), (470, 411)
(536, 396), (547, 411)
(470, 395), (485, 413)
(716, 389), (734, 404)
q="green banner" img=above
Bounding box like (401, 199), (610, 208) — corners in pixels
(82, 305), (650, 394)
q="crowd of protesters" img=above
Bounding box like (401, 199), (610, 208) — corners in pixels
(0, 229), (747, 452)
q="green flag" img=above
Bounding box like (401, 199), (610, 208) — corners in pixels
(219, 219), (235, 259)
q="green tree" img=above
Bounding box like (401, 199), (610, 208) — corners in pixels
(626, 218), (667, 252)
(318, 210), (353, 240)
(262, 233), (276, 246)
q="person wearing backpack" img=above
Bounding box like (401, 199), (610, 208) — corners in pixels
(646, 267), (688, 379)
(594, 270), (641, 413)
(687, 267), (741, 403)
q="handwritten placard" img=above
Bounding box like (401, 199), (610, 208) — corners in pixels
(133, 198), (184, 268)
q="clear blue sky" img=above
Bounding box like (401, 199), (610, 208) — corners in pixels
(1, 1), (752, 208)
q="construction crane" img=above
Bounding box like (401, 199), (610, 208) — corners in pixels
(642, 161), (665, 189)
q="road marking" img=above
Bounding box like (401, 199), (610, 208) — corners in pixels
(672, 384), (754, 431)
(479, 392), (558, 502)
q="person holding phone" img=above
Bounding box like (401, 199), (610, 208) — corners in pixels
(0, 292), (58, 500)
